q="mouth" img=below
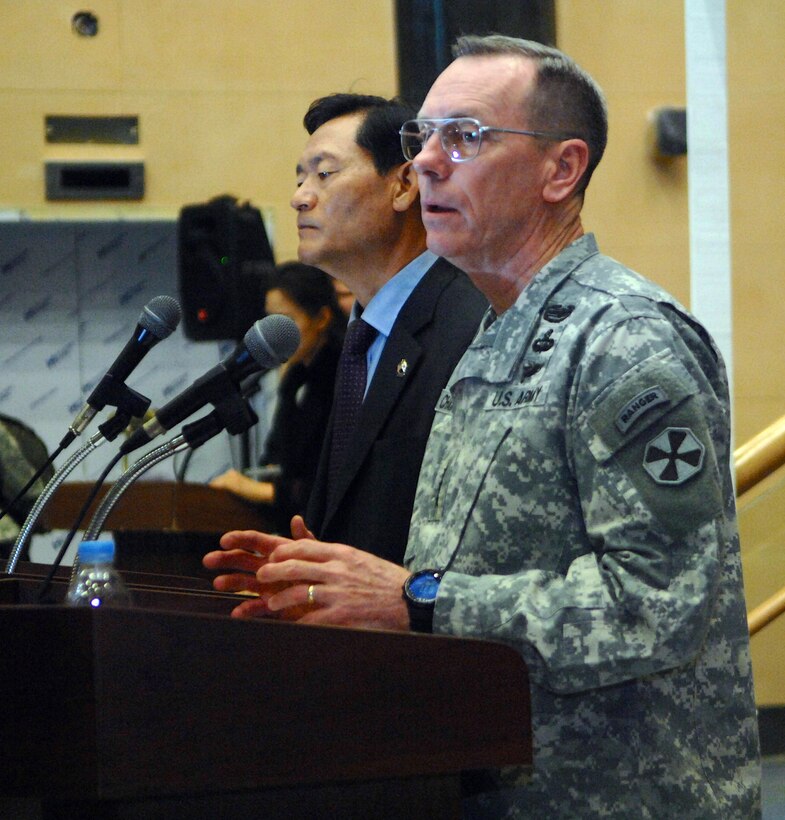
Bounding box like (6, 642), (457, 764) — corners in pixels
(423, 202), (457, 215)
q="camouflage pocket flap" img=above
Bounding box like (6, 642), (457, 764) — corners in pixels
(579, 350), (697, 462)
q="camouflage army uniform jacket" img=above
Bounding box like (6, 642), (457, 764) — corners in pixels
(405, 235), (761, 818)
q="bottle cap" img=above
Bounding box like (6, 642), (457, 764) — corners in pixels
(77, 539), (115, 563)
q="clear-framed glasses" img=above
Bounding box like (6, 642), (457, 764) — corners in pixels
(399, 117), (579, 163)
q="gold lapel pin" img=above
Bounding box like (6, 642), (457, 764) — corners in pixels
(396, 358), (408, 377)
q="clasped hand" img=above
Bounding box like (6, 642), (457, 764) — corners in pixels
(203, 515), (410, 630)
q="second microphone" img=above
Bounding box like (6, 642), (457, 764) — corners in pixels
(119, 313), (300, 456)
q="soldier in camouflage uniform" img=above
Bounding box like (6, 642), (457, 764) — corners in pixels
(406, 231), (761, 817)
(209, 35), (761, 818)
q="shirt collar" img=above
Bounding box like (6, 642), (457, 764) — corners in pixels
(351, 250), (438, 337)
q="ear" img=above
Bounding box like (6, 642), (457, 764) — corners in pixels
(314, 306), (332, 334)
(543, 139), (590, 203)
(391, 161), (420, 213)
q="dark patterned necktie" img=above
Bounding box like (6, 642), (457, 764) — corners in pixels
(328, 318), (377, 496)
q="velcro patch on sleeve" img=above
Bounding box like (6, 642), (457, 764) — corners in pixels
(582, 350), (695, 463)
(579, 351), (723, 536)
(616, 386), (670, 434)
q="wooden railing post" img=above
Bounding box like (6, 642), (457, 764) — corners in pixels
(734, 415), (785, 497)
(734, 415), (785, 636)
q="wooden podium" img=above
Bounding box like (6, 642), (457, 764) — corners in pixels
(0, 564), (532, 819)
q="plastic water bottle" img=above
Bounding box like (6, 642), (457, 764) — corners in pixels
(65, 540), (132, 608)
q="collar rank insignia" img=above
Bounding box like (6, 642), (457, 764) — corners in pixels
(543, 303), (574, 323)
(643, 427), (705, 485)
(396, 358), (408, 377)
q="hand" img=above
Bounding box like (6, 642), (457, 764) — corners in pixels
(202, 528), (289, 618)
(247, 516), (411, 630)
(209, 469), (274, 504)
(202, 519), (338, 619)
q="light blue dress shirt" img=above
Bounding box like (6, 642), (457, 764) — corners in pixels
(350, 250), (438, 396)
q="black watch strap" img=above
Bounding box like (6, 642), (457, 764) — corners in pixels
(407, 603), (434, 634)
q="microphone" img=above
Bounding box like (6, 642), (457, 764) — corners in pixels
(120, 314), (299, 455)
(68, 295), (183, 436)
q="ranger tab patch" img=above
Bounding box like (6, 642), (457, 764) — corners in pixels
(616, 386), (669, 433)
(643, 427), (705, 485)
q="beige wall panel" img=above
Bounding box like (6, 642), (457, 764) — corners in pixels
(0, 1), (123, 89)
(0, 1), (395, 93)
(732, 236), (785, 444)
(556, 1), (689, 305)
(727, 3), (785, 444)
(0, 0), (397, 262)
(119, 1), (395, 94)
(737, 399), (785, 450)
(728, 0), (785, 703)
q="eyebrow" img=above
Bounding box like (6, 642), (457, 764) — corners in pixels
(416, 112), (476, 121)
(296, 151), (340, 175)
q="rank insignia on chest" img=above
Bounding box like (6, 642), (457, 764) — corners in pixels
(643, 427), (705, 485)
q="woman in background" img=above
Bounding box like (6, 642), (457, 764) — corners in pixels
(210, 261), (345, 531)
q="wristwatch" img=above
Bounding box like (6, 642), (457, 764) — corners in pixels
(402, 568), (443, 633)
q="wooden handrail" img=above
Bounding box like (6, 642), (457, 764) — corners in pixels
(734, 414), (785, 496)
(748, 586), (785, 637)
(733, 415), (785, 636)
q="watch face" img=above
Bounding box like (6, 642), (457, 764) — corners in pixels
(407, 570), (441, 604)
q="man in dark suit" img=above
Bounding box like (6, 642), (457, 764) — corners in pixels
(205, 93), (485, 593)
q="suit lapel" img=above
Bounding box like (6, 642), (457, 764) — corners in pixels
(319, 260), (452, 529)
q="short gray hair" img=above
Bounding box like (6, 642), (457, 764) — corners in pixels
(452, 35), (608, 193)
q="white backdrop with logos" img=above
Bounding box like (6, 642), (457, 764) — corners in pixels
(0, 220), (274, 563)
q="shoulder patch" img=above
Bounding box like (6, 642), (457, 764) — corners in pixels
(580, 349), (698, 463)
(643, 427), (705, 485)
(616, 386), (669, 433)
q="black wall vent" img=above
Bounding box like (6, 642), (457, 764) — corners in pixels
(45, 161), (145, 200)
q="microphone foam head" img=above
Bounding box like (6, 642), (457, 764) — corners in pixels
(245, 314), (300, 369)
(140, 295), (182, 340)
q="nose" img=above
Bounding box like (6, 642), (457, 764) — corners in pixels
(290, 184), (315, 212)
(412, 131), (451, 179)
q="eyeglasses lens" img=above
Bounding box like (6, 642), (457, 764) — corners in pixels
(401, 124), (424, 160)
(400, 119), (482, 162)
(443, 120), (480, 161)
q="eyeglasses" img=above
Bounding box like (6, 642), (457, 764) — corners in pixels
(399, 117), (579, 163)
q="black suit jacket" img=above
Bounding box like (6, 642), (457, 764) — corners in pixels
(305, 258), (487, 564)
(263, 334), (342, 532)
